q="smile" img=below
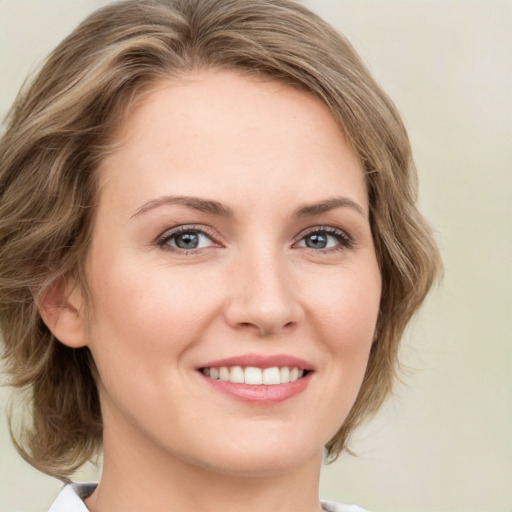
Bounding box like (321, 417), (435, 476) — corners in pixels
(200, 366), (307, 385)
(197, 354), (314, 404)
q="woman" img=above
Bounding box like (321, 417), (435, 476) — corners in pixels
(0, 1), (442, 511)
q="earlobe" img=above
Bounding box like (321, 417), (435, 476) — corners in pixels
(38, 280), (88, 348)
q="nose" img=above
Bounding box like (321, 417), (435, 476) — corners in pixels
(224, 248), (304, 336)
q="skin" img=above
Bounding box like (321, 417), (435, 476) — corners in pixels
(43, 70), (381, 512)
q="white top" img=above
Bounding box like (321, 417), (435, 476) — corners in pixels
(47, 483), (369, 512)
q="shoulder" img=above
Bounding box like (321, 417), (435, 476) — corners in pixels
(47, 483), (97, 512)
(321, 500), (369, 512)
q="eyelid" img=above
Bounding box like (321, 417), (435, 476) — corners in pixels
(293, 225), (354, 251)
(156, 224), (221, 250)
(154, 224), (354, 253)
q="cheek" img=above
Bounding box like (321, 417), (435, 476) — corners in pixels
(294, 264), (381, 442)
(304, 262), (381, 399)
(307, 266), (381, 348)
(84, 254), (223, 373)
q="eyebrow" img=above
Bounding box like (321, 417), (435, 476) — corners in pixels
(131, 195), (234, 219)
(131, 194), (366, 220)
(293, 197), (367, 219)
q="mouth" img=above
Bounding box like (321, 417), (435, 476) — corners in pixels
(196, 354), (314, 404)
(199, 366), (311, 385)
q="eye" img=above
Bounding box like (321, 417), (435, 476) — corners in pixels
(296, 227), (353, 251)
(157, 226), (217, 252)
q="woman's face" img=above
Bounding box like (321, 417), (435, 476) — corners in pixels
(81, 70), (381, 476)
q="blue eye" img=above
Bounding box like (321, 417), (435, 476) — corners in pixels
(297, 228), (352, 251)
(158, 227), (215, 251)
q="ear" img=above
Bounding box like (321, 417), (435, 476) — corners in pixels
(38, 279), (88, 348)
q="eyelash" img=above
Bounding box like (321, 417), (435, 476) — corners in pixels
(295, 226), (354, 253)
(156, 225), (219, 253)
(156, 225), (354, 254)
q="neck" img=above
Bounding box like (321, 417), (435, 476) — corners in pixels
(86, 422), (323, 512)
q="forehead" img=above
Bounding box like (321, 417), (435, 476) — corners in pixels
(97, 69), (367, 216)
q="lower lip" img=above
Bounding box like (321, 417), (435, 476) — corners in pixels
(200, 372), (312, 405)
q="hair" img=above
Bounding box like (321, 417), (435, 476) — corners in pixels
(0, 0), (442, 480)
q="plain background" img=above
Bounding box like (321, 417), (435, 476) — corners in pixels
(0, 1), (511, 511)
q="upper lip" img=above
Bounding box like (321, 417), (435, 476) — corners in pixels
(197, 353), (315, 371)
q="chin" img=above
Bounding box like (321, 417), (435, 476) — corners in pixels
(183, 436), (323, 478)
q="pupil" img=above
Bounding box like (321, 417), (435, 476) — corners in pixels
(176, 232), (199, 249)
(306, 233), (327, 249)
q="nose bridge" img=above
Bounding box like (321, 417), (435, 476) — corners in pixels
(225, 240), (301, 335)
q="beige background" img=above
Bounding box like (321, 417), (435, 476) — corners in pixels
(1, 1), (511, 511)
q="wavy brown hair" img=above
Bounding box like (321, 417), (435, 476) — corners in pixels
(0, 0), (442, 480)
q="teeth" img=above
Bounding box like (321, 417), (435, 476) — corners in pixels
(202, 366), (307, 385)
(279, 367), (290, 383)
(230, 365), (244, 383)
(245, 367), (263, 385)
(262, 367), (280, 385)
(219, 367), (229, 382)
